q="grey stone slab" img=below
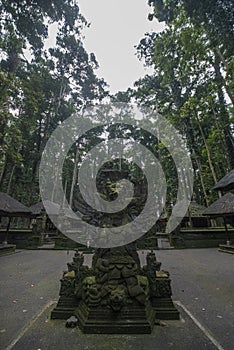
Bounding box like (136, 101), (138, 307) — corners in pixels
(10, 304), (217, 350)
(1, 249), (233, 350)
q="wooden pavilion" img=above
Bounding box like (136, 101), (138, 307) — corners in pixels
(0, 192), (32, 247)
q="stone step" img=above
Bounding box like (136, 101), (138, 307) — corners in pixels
(0, 243), (16, 256)
(218, 244), (234, 254)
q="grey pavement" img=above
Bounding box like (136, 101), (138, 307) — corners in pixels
(0, 248), (233, 350)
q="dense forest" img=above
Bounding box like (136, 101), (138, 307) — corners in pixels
(0, 0), (108, 205)
(0, 0), (233, 210)
(125, 0), (234, 206)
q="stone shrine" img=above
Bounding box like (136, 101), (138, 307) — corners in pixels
(51, 247), (179, 333)
(51, 166), (179, 333)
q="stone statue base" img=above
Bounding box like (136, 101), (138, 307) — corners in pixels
(152, 272), (180, 320)
(51, 295), (79, 320)
(51, 249), (179, 333)
(76, 301), (155, 334)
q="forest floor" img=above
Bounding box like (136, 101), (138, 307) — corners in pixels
(0, 248), (233, 350)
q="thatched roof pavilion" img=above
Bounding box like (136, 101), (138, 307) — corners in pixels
(0, 192), (31, 217)
(172, 201), (206, 218)
(0, 192), (31, 244)
(203, 192), (234, 217)
(213, 169), (234, 192)
(29, 200), (60, 217)
(171, 200), (208, 227)
(29, 200), (81, 220)
(203, 192), (234, 244)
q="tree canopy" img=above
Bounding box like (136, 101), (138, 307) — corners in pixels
(0, 0), (233, 212)
(0, 0), (108, 204)
(130, 0), (234, 206)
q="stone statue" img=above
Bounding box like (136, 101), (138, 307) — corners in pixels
(51, 168), (179, 332)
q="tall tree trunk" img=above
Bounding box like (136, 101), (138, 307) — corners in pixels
(215, 47), (234, 107)
(213, 54), (234, 168)
(0, 154), (7, 188)
(193, 155), (210, 206)
(183, 116), (211, 205)
(195, 115), (218, 184)
(51, 167), (59, 202)
(69, 146), (80, 207)
(7, 165), (16, 194)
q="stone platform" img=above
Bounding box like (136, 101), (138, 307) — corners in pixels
(8, 303), (218, 350)
(2, 249), (232, 350)
(0, 243), (16, 256)
(50, 249), (180, 333)
(218, 244), (234, 254)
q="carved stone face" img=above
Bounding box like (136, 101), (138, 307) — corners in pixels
(137, 275), (149, 298)
(83, 276), (97, 292)
(109, 287), (126, 312)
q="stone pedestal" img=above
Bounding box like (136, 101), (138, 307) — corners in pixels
(51, 295), (79, 320)
(152, 272), (180, 320)
(51, 249), (179, 333)
(76, 301), (155, 334)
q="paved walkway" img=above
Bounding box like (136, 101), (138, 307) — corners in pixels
(0, 248), (233, 350)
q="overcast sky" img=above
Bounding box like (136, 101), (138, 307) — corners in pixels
(77, 0), (165, 94)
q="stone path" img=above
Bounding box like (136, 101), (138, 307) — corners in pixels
(0, 248), (233, 350)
